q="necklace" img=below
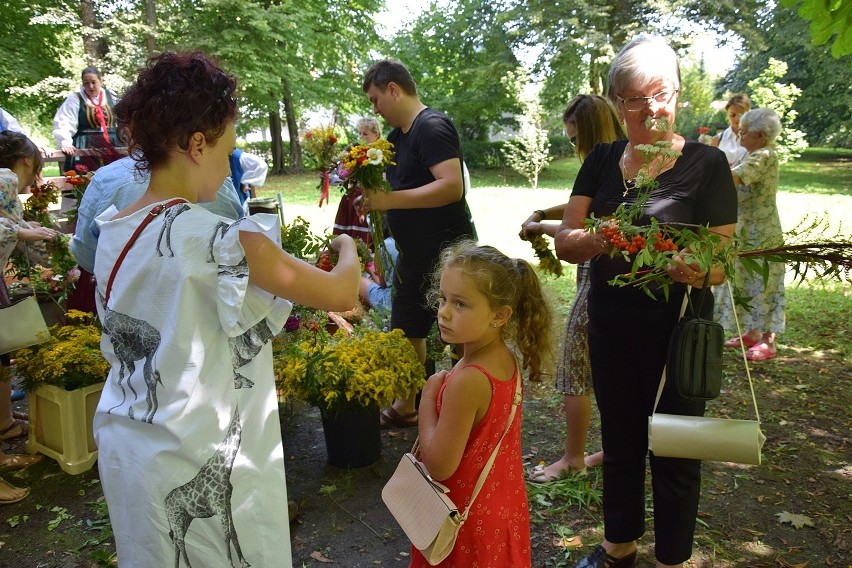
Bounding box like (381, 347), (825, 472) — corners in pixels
(619, 143), (637, 197)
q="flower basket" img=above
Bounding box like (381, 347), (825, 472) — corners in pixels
(274, 323), (426, 467)
(26, 381), (105, 474)
(320, 401), (381, 468)
(13, 310), (108, 393)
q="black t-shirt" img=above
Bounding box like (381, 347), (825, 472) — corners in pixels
(572, 139), (737, 302)
(385, 108), (473, 262)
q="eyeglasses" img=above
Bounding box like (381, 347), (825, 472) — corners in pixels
(617, 90), (679, 112)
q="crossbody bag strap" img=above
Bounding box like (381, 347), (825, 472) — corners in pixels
(652, 288), (691, 413)
(103, 199), (188, 307)
(410, 358), (524, 521)
(460, 360), (522, 522)
(727, 281), (762, 422)
(651, 281), (761, 422)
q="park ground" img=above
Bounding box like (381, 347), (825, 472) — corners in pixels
(1, 150), (850, 567)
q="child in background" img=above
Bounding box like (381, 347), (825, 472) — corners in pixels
(411, 240), (553, 567)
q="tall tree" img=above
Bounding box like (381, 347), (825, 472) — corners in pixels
(164, 0), (383, 173)
(143, 0), (157, 55)
(393, 0), (524, 141)
(720, 2), (852, 146)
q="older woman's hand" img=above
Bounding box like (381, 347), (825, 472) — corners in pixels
(667, 253), (708, 287)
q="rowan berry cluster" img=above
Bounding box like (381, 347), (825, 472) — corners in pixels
(316, 251), (333, 272)
(600, 225), (678, 256)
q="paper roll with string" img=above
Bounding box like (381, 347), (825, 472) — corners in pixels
(648, 414), (766, 465)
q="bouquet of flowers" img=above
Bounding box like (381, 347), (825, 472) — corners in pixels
(528, 234), (563, 277)
(697, 126), (713, 145)
(301, 125), (341, 206)
(336, 139), (396, 275)
(63, 164), (94, 225)
(22, 180), (60, 228)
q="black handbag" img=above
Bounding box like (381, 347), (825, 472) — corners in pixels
(666, 275), (723, 401)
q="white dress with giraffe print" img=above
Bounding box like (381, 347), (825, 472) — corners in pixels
(93, 202), (293, 568)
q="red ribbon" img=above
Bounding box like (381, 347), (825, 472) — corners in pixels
(318, 170), (330, 207)
(86, 90), (110, 141)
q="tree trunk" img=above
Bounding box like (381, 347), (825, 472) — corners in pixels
(144, 0), (157, 55)
(80, 0), (101, 61)
(282, 78), (301, 172)
(269, 112), (286, 175)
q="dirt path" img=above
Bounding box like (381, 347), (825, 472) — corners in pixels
(1, 286), (850, 567)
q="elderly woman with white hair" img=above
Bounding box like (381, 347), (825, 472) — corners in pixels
(717, 107), (785, 360)
(554, 34), (737, 567)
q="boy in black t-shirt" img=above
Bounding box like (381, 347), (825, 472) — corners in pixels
(360, 59), (475, 428)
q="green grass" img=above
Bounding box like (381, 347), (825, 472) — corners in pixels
(778, 147), (852, 197)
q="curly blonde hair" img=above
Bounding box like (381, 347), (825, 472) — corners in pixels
(430, 240), (554, 376)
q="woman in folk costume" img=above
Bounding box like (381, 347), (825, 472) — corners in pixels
(53, 66), (121, 172)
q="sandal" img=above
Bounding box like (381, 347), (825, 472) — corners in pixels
(379, 407), (418, 429)
(0, 480), (29, 505)
(0, 453), (42, 469)
(746, 343), (777, 362)
(0, 419), (27, 441)
(725, 334), (759, 349)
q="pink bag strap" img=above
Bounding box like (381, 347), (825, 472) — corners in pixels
(103, 199), (188, 307)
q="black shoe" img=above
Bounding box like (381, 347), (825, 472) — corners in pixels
(572, 545), (637, 568)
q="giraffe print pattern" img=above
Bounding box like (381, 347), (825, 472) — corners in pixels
(229, 319), (274, 389)
(156, 203), (192, 257)
(165, 408), (249, 568)
(207, 220), (236, 263)
(98, 291), (163, 423)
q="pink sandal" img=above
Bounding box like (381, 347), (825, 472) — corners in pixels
(725, 334), (759, 349)
(746, 343), (776, 361)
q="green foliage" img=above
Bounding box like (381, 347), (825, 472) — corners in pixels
(676, 61), (726, 139)
(392, 0), (523, 141)
(512, 0), (656, 118)
(780, 0), (852, 57)
(548, 135), (576, 159)
(720, 3), (851, 147)
(747, 58), (809, 163)
(501, 104), (552, 190)
(461, 140), (507, 169)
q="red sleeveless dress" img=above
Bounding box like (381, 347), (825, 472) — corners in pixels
(409, 364), (531, 567)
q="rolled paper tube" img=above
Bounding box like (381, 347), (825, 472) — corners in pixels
(648, 414), (766, 465)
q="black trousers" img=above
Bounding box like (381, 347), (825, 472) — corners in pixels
(588, 287), (705, 564)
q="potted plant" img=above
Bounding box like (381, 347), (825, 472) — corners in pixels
(273, 322), (426, 468)
(13, 310), (108, 474)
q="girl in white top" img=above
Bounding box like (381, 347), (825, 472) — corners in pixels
(711, 93), (751, 166)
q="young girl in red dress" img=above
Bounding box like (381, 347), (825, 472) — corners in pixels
(411, 240), (554, 567)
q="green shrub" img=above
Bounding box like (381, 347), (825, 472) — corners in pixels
(461, 139), (507, 169)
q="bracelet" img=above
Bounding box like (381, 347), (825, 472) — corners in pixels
(533, 209), (546, 220)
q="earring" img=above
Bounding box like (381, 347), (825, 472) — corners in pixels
(491, 323), (498, 328)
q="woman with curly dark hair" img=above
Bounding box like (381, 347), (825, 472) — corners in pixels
(92, 52), (359, 566)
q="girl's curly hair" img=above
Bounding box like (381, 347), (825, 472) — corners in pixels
(429, 239), (555, 377)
